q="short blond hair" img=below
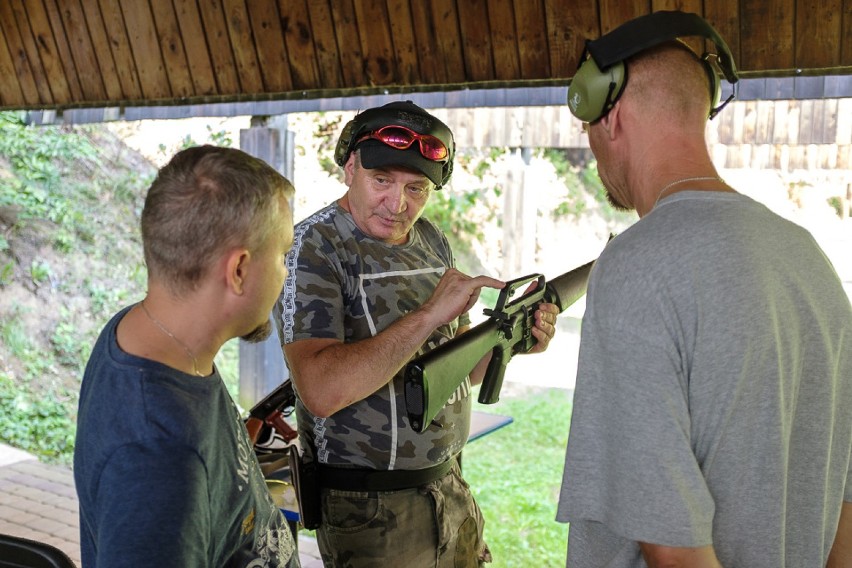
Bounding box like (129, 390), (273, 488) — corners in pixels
(141, 145), (294, 295)
(622, 41), (713, 130)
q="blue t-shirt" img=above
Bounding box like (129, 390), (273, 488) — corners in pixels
(74, 306), (299, 567)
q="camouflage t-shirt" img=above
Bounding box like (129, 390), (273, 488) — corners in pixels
(278, 202), (472, 470)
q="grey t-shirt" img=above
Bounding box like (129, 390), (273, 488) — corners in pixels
(278, 203), (471, 470)
(558, 191), (852, 567)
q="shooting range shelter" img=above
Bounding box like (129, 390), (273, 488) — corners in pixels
(1, 0), (850, 406)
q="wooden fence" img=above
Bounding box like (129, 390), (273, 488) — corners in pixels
(434, 97), (852, 171)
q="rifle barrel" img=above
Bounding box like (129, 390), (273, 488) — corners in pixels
(543, 259), (596, 313)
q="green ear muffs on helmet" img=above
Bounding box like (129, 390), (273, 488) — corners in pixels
(567, 11), (739, 123)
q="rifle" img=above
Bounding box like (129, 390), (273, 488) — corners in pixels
(404, 258), (596, 433)
(244, 379), (299, 445)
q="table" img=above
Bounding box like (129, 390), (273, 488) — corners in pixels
(468, 410), (513, 442)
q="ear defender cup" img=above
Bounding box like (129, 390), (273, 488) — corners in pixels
(701, 54), (723, 110)
(567, 57), (626, 123)
(566, 11), (739, 123)
(334, 118), (358, 167)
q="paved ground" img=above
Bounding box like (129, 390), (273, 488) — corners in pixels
(0, 444), (323, 567)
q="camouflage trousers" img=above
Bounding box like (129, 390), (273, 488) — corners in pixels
(315, 460), (491, 567)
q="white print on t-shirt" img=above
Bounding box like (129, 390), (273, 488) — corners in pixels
(446, 377), (471, 405)
(233, 406), (253, 491)
(246, 525), (296, 567)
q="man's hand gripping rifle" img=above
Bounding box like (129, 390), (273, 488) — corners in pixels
(404, 258), (595, 433)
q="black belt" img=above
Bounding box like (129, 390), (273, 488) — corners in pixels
(317, 458), (455, 492)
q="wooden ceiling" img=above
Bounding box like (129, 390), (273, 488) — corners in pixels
(0, 0), (850, 113)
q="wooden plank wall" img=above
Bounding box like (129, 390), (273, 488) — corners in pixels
(435, 98), (852, 171)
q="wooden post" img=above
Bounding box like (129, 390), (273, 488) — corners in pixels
(501, 148), (536, 279)
(237, 116), (294, 410)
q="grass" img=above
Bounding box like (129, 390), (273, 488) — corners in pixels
(464, 385), (572, 567)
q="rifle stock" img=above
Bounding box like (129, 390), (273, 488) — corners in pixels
(404, 258), (596, 433)
(404, 320), (502, 432)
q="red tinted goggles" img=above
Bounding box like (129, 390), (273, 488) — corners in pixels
(355, 125), (449, 162)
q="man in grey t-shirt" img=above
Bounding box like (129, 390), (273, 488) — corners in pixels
(277, 101), (560, 567)
(557, 12), (852, 568)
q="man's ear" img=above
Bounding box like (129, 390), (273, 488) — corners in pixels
(225, 249), (251, 295)
(600, 101), (621, 140)
(343, 152), (356, 186)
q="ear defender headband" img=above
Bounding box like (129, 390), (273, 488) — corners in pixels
(567, 11), (739, 123)
(333, 103), (455, 187)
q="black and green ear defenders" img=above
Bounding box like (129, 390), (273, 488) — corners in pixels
(567, 11), (739, 123)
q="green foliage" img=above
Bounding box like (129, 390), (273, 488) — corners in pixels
(216, 339), (241, 400)
(0, 310), (77, 464)
(465, 387), (573, 567)
(458, 147), (507, 181)
(423, 187), (490, 243)
(541, 149), (589, 218)
(0, 261), (12, 285)
(0, 112), (99, 226)
(29, 259), (52, 285)
(51, 310), (93, 372)
(312, 113), (345, 181)
(84, 278), (130, 320)
(542, 149), (638, 226)
(0, 113), (153, 465)
(0, 371), (76, 464)
(827, 195), (849, 218)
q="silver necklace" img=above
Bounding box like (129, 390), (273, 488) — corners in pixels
(654, 176), (723, 209)
(139, 300), (204, 377)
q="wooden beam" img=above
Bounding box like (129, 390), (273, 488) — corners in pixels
(305, 0), (345, 89)
(486, 0), (520, 81)
(429, 0), (465, 84)
(118, 0), (171, 100)
(149, 0), (195, 99)
(96, 0), (142, 100)
(353, 0), (396, 85)
(544, 0), (598, 78)
(513, 0), (550, 79)
(221, 0), (263, 95)
(56, 0), (108, 101)
(385, 0), (420, 85)
(7, 0), (53, 104)
(278, 0), (320, 89)
(795, 0), (842, 69)
(741, 0), (794, 72)
(81, 0), (123, 101)
(196, 0), (241, 95)
(41, 0), (84, 102)
(172, 0), (218, 96)
(409, 1), (448, 83)
(457, 0), (494, 82)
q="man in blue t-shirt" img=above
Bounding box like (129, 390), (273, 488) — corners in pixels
(74, 145), (301, 567)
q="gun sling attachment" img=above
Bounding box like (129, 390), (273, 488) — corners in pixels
(404, 257), (597, 433)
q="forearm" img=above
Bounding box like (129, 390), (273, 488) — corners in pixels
(288, 307), (443, 417)
(828, 501), (852, 568)
(639, 542), (722, 568)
